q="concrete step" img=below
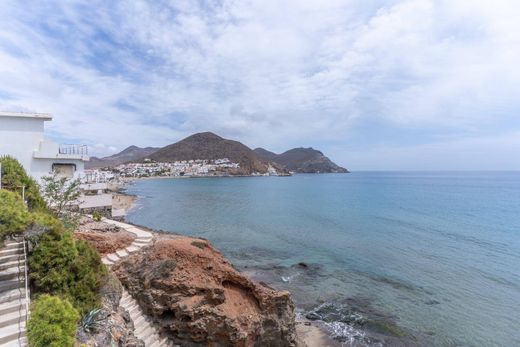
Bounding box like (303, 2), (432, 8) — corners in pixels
(0, 289), (26, 306)
(0, 301), (25, 316)
(0, 321), (26, 345)
(0, 255), (22, 265)
(1, 243), (23, 251)
(0, 249), (22, 258)
(106, 253), (120, 262)
(116, 249), (129, 258)
(144, 333), (158, 346)
(134, 238), (151, 245)
(101, 258), (113, 266)
(0, 270), (24, 283)
(133, 314), (147, 327)
(135, 324), (153, 338)
(0, 281), (24, 294)
(0, 335), (28, 347)
(150, 337), (168, 347)
(120, 297), (132, 306)
(125, 245), (140, 253)
(0, 260), (25, 272)
(0, 309), (27, 329)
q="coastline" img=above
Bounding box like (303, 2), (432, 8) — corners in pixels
(116, 181), (342, 347)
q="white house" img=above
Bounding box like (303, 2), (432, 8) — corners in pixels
(0, 111), (89, 181)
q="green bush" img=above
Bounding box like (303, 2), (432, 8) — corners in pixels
(29, 228), (106, 313)
(0, 189), (30, 241)
(30, 211), (64, 231)
(91, 210), (102, 222)
(27, 294), (79, 347)
(0, 156), (46, 211)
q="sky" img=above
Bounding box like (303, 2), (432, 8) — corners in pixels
(0, 0), (519, 170)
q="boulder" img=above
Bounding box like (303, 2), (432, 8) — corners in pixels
(113, 237), (296, 347)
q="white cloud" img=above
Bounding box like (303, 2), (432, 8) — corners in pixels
(0, 0), (519, 168)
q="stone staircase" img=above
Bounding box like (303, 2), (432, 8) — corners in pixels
(101, 219), (174, 347)
(0, 239), (29, 347)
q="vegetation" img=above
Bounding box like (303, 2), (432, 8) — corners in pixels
(0, 157), (108, 344)
(0, 189), (30, 242)
(0, 155), (46, 210)
(79, 308), (103, 333)
(92, 210), (102, 222)
(191, 240), (208, 249)
(29, 227), (106, 313)
(27, 294), (79, 347)
(153, 259), (177, 278)
(40, 171), (81, 230)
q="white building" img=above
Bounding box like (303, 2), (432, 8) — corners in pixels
(0, 111), (88, 181)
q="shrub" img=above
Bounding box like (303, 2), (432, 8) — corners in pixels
(0, 156), (46, 211)
(30, 211), (64, 230)
(0, 189), (30, 241)
(91, 210), (102, 222)
(79, 308), (103, 333)
(29, 228), (106, 313)
(27, 294), (79, 347)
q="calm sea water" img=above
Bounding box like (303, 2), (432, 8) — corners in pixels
(125, 172), (520, 347)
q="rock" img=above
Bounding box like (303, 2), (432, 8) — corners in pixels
(76, 272), (144, 346)
(113, 237), (297, 346)
(305, 312), (322, 321)
(297, 262), (308, 268)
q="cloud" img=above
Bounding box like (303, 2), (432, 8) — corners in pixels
(0, 0), (519, 168)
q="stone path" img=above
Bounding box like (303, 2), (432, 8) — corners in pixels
(101, 219), (174, 347)
(0, 239), (29, 347)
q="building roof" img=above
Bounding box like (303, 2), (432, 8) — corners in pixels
(0, 111), (52, 120)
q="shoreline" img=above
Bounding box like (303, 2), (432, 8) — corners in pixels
(116, 182), (343, 347)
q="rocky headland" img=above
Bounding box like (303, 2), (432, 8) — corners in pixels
(111, 234), (297, 346)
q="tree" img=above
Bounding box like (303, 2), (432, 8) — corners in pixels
(40, 172), (81, 216)
(0, 189), (30, 241)
(0, 155), (46, 211)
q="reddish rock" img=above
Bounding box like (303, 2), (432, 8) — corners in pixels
(74, 231), (134, 256)
(113, 237), (296, 347)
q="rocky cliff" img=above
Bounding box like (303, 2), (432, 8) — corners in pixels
(113, 235), (297, 346)
(254, 147), (348, 173)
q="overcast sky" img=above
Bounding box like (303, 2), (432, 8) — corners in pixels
(1, 1), (519, 170)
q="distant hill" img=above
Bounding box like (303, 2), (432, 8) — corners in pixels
(86, 145), (159, 169)
(254, 147), (348, 173)
(146, 132), (278, 175)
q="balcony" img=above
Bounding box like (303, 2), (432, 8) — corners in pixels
(33, 140), (89, 161)
(59, 144), (88, 156)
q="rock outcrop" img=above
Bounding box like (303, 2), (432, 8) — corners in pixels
(113, 236), (297, 347)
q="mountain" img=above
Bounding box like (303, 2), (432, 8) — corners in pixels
(86, 145), (160, 169)
(145, 132), (277, 175)
(254, 147), (348, 173)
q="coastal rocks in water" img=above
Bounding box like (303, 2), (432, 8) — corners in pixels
(112, 236), (297, 346)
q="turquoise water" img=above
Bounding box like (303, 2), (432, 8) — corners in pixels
(125, 172), (520, 346)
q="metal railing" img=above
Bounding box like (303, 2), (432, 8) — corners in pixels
(22, 238), (30, 321)
(58, 144), (88, 156)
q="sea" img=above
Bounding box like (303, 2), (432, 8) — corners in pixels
(124, 172), (520, 347)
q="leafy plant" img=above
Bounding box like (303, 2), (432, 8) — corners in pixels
(28, 228), (106, 313)
(92, 210), (102, 222)
(27, 294), (79, 347)
(0, 189), (30, 242)
(0, 155), (47, 211)
(79, 308), (104, 333)
(39, 171), (83, 231)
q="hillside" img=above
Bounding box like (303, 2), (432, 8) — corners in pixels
(254, 147), (348, 173)
(146, 132), (274, 175)
(86, 145), (159, 169)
